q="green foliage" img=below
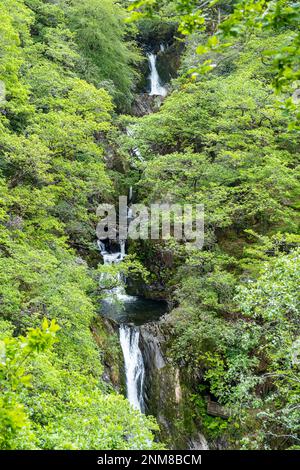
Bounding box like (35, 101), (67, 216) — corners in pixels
(130, 33), (299, 241)
(0, 321), (162, 449)
(0, 320), (59, 449)
(120, 7), (300, 449)
(235, 250), (300, 449)
(128, 0), (300, 126)
(0, 0), (161, 450)
(1, 0), (299, 452)
(168, 251), (300, 449)
(190, 393), (228, 439)
(66, 0), (142, 110)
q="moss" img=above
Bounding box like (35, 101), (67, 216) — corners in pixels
(190, 393), (229, 441)
(136, 18), (178, 50)
(146, 364), (198, 449)
(92, 317), (123, 389)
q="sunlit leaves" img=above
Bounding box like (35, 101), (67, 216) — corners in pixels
(128, 0), (300, 125)
(0, 0), (161, 450)
(0, 321), (59, 449)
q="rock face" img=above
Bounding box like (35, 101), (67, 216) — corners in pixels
(131, 37), (183, 117)
(189, 433), (210, 450)
(139, 318), (209, 450)
(131, 93), (165, 117)
(92, 317), (125, 391)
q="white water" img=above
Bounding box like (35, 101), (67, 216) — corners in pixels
(97, 240), (124, 265)
(98, 238), (145, 411)
(97, 46), (210, 445)
(148, 53), (167, 97)
(129, 186), (133, 203)
(98, 239), (132, 301)
(128, 207), (133, 220)
(120, 239), (126, 259)
(126, 127), (144, 162)
(126, 51), (166, 163)
(119, 325), (145, 412)
(98, 48), (167, 413)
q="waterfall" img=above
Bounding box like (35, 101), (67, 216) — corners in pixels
(98, 237), (145, 411)
(126, 51), (166, 163)
(148, 53), (167, 97)
(119, 325), (145, 412)
(126, 127), (144, 162)
(96, 43), (209, 447)
(129, 186), (133, 203)
(120, 239), (126, 259)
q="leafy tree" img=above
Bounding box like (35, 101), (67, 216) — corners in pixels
(118, 3), (300, 449)
(0, 320), (162, 449)
(0, 0), (162, 449)
(66, 0), (142, 110)
(128, 0), (300, 126)
(0, 319), (59, 449)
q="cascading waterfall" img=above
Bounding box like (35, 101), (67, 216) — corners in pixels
(98, 234), (146, 411)
(129, 186), (133, 203)
(126, 48), (167, 163)
(98, 50), (169, 413)
(120, 239), (126, 259)
(97, 47), (209, 448)
(148, 52), (167, 97)
(119, 325), (145, 412)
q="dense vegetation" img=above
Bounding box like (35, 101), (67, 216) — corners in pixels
(1, 0), (299, 451)
(122, 0), (300, 450)
(0, 0), (159, 450)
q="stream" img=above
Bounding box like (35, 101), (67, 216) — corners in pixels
(98, 233), (167, 414)
(99, 49), (168, 412)
(98, 50), (209, 450)
(148, 52), (168, 97)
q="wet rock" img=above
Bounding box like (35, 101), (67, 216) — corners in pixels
(131, 93), (165, 117)
(6, 216), (23, 230)
(139, 319), (208, 450)
(189, 433), (209, 450)
(92, 317), (124, 390)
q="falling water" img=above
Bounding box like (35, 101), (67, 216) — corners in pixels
(126, 51), (166, 163)
(98, 237), (146, 411)
(126, 127), (144, 162)
(120, 239), (126, 259)
(129, 186), (133, 203)
(119, 325), (145, 412)
(98, 44), (180, 430)
(97, 45), (208, 447)
(148, 53), (167, 97)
